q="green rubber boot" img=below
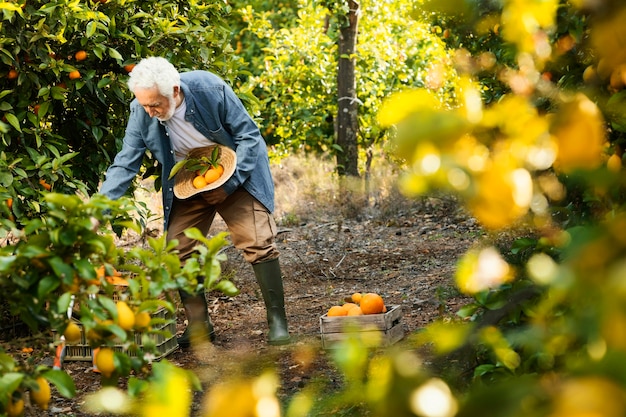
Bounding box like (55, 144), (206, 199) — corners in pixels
(253, 258), (291, 345)
(177, 290), (215, 349)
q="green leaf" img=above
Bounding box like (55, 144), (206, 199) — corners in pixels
(108, 47), (123, 60)
(131, 25), (146, 38)
(127, 377), (148, 397)
(5, 113), (21, 132)
(57, 292), (73, 317)
(98, 295), (118, 319)
(0, 373), (24, 398)
(206, 231), (230, 254)
(0, 353), (16, 373)
(38, 275), (60, 299)
(86, 21), (97, 37)
(0, 255), (16, 273)
(213, 280), (239, 296)
(48, 256), (74, 281)
(42, 369), (76, 398)
(456, 304), (479, 319)
(183, 227), (209, 246)
(169, 159), (188, 179)
(44, 193), (79, 210)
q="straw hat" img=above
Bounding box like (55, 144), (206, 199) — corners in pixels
(173, 145), (237, 199)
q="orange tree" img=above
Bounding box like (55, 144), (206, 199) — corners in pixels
(0, 0), (244, 414)
(0, 0), (246, 226)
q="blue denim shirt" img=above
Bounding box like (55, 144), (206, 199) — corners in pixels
(99, 70), (275, 230)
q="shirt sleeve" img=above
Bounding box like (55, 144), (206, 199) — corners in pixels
(99, 105), (148, 200)
(219, 83), (265, 196)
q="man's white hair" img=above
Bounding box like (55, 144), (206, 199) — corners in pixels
(127, 57), (180, 98)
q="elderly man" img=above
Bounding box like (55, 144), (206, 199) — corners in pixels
(100, 57), (290, 347)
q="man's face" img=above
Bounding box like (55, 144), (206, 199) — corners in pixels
(134, 87), (178, 121)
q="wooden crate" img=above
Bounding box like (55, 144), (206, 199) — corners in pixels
(319, 305), (404, 349)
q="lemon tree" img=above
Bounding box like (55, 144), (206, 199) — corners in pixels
(375, 1), (626, 415)
(234, 0), (456, 174)
(1, 1), (242, 408)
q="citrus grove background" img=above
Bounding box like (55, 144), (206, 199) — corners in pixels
(3, 0), (626, 416)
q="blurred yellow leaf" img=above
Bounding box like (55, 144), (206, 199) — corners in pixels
(378, 89), (441, 127)
(141, 362), (192, 417)
(590, 8), (626, 80)
(551, 93), (607, 173)
(550, 376), (626, 417)
(501, 0), (558, 55)
(456, 247), (514, 294)
(414, 320), (473, 355)
(203, 372), (280, 417)
(480, 326), (520, 370)
(467, 157), (533, 230)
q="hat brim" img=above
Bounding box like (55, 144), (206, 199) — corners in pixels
(173, 145), (237, 199)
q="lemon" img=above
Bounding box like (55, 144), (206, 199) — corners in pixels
(31, 377), (51, 411)
(6, 396), (24, 417)
(134, 311), (151, 331)
(95, 347), (116, 377)
(63, 321), (82, 344)
(608, 154), (622, 173)
(116, 301), (135, 331)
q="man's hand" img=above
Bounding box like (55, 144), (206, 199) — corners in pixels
(201, 188), (228, 205)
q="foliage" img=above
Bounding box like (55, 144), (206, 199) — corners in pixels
(5, 0), (626, 415)
(0, 193), (236, 414)
(1, 0), (242, 225)
(380, 0), (626, 416)
(236, 0), (456, 172)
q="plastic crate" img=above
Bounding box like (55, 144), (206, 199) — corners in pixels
(53, 307), (178, 362)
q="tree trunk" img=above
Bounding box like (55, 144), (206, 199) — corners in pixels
(336, 0), (360, 178)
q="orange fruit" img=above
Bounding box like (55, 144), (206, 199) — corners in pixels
(204, 167), (222, 184)
(216, 164), (224, 175)
(39, 179), (51, 191)
(341, 302), (358, 312)
(7, 198), (13, 210)
(351, 292), (363, 304)
(68, 70), (81, 80)
(360, 293), (385, 315)
(75, 50), (87, 61)
(7, 69), (18, 80)
(327, 305), (348, 317)
(347, 306), (363, 316)
(193, 175), (208, 189)
(124, 63), (136, 73)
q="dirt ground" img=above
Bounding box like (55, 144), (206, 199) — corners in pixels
(7, 158), (485, 416)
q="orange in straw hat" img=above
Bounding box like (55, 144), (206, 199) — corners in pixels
(173, 145), (237, 199)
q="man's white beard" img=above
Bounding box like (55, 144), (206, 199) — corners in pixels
(157, 96), (177, 121)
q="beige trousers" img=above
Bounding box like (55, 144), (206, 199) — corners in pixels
(167, 188), (279, 264)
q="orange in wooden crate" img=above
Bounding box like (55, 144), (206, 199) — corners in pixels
(319, 305), (404, 349)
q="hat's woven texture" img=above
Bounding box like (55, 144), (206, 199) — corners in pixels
(173, 145), (237, 199)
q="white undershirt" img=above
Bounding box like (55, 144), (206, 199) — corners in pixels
(166, 99), (215, 161)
